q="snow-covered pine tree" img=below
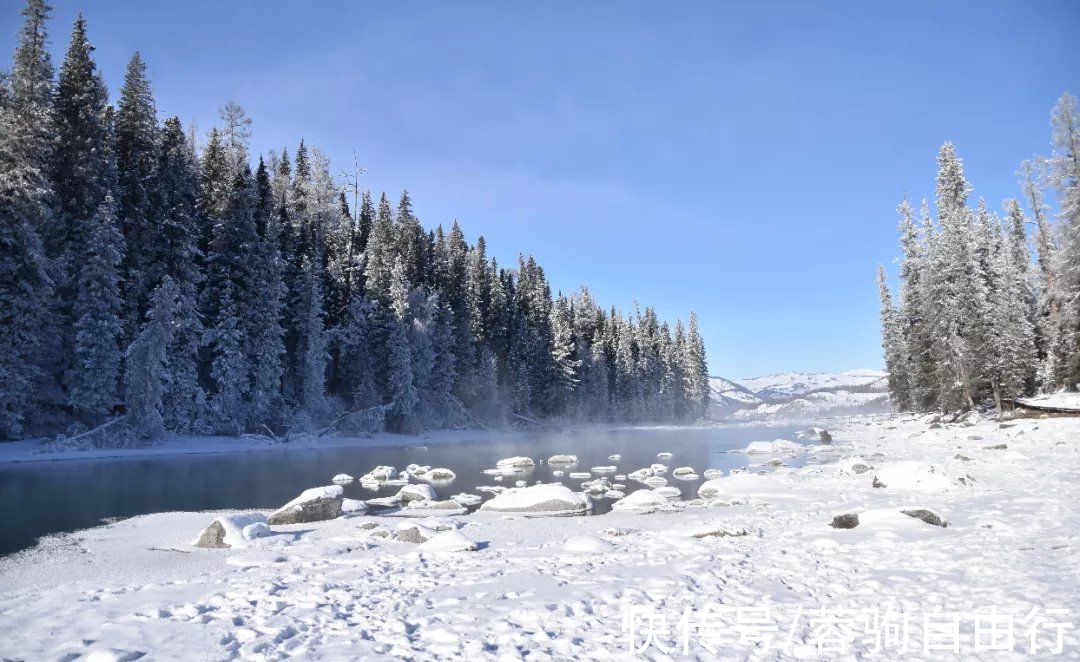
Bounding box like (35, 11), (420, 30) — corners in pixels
(612, 313), (638, 420)
(546, 293), (581, 415)
(115, 52), (159, 342)
(982, 206), (1037, 409)
(877, 264), (909, 407)
(124, 277), (174, 439)
(54, 14), (115, 410)
(684, 311), (709, 419)
(8, 0), (55, 243)
(153, 117), (205, 431)
(384, 255), (418, 432)
(1004, 198), (1039, 393)
(427, 291), (458, 425)
(0, 0), (58, 437)
(670, 319), (688, 419)
(655, 322), (678, 420)
(396, 191), (425, 286)
(893, 199), (924, 410)
(1047, 94), (1080, 386)
(446, 222), (477, 406)
(207, 279), (249, 434)
(68, 193), (125, 421)
(465, 236), (490, 346)
(297, 253), (328, 419)
(0, 79), (54, 437)
(923, 143), (981, 410)
(363, 192), (396, 305)
(1020, 158), (1065, 390)
(248, 158), (286, 426)
(334, 295), (379, 410)
(354, 190), (374, 293)
(197, 128), (230, 258)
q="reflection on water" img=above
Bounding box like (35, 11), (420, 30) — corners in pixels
(0, 424), (806, 556)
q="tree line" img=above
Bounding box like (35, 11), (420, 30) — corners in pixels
(878, 92), (1080, 413)
(0, 1), (711, 441)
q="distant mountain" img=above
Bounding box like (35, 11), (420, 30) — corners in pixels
(708, 369), (890, 421)
(735, 369), (888, 402)
(707, 376), (764, 418)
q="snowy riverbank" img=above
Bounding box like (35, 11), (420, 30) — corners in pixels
(1, 413), (1078, 659)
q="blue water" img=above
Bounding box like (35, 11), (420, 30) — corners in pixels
(0, 424), (804, 556)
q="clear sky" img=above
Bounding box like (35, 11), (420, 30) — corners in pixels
(3, 1), (1079, 378)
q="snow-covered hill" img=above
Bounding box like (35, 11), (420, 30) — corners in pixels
(707, 377), (764, 418)
(709, 369), (890, 421)
(735, 369), (887, 402)
(728, 389), (891, 421)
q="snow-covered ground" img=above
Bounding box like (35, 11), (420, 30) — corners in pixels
(2, 413), (1078, 659)
(1016, 391), (1080, 412)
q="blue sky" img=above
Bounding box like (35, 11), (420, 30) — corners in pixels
(4, 1), (1079, 377)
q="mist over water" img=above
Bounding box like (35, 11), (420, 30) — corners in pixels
(0, 424), (807, 556)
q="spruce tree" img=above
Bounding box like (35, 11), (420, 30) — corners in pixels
(0, 85), (54, 437)
(385, 256), (418, 431)
(68, 194), (124, 420)
(115, 51), (159, 340)
(125, 277), (174, 439)
(153, 117), (205, 431)
(248, 158), (286, 426)
(877, 264), (909, 408)
(9, 0), (55, 240)
(547, 294), (581, 414)
(684, 311), (709, 419)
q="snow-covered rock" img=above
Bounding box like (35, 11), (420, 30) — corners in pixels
(653, 486), (682, 501)
(628, 468), (652, 481)
(331, 473), (354, 483)
(478, 484), (590, 516)
(611, 489), (670, 514)
(838, 457), (873, 476)
(397, 483), (438, 503)
(341, 498), (367, 517)
(267, 485), (344, 525)
(496, 456), (535, 469)
(417, 530), (478, 552)
(702, 468), (723, 480)
(743, 439), (803, 455)
(562, 535), (613, 555)
(394, 522), (438, 544)
(591, 465), (616, 474)
(547, 454), (578, 465)
(417, 468), (456, 483)
(361, 466), (397, 482)
(449, 493), (482, 506)
(568, 472), (591, 479)
(192, 513), (269, 549)
(643, 476), (668, 488)
(900, 508), (948, 527)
